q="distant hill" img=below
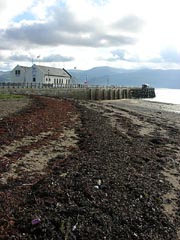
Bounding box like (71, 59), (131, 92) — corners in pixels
(0, 71), (11, 82)
(69, 67), (180, 89)
(1, 67), (180, 89)
(69, 66), (129, 84)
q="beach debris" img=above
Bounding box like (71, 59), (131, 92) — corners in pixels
(56, 202), (61, 208)
(0, 96), (179, 239)
(97, 179), (102, 186)
(60, 172), (68, 177)
(133, 232), (138, 237)
(72, 223), (77, 231)
(31, 218), (41, 225)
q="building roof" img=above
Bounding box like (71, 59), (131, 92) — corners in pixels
(12, 65), (31, 72)
(20, 66), (31, 72)
(36, 65), (71, 78)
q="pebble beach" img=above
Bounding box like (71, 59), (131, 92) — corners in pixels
(0, 96), (180, 239)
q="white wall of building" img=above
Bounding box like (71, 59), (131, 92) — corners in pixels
(26, 65), (44, 84)
(11, 64), (72, 86)
(44, 76), (71, 85)
(11, 65), (26, 83)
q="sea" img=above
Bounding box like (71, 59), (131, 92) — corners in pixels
(147, 88), (180, 105)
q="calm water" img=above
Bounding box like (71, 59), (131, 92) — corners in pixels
(148, 88), (180, 105)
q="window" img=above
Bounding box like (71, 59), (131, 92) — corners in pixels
(15, 70), (20, 76)
(33, 77), (36, 82)
(67, 79), (70, 84)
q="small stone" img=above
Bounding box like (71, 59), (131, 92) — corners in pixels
(97, 179), (102, 186)
(31, 218), (41, 225)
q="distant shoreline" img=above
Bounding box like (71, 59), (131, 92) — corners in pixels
(101, 98), (180, 116)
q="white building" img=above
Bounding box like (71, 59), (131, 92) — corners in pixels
(11, 65), (30, 83)
(11, 64), (72, 86)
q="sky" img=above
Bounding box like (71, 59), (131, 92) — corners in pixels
(0, 0), (180, 71)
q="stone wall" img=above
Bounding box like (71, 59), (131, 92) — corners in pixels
(0, 86), (155, 100)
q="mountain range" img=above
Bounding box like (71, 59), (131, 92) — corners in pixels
(1, 67), (180, 89)
(0, 71), (11, 82)
(68, 67), (180, 89)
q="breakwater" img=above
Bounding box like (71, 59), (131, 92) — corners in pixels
(0, 83), (155, 100)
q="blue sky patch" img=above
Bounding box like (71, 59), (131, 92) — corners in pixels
(13, 12), (35, 23)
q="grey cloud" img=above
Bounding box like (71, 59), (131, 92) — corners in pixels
(109, 46), (180, 64)
(9, 54), (32, 61)
(4, 23), (56, 45)
(107, 49), (138, 62)
(1, 8), (137, 49)
(52, 8), (96, 33)
(0, 53), (34, 64)
(0, 53), (5, 60)
(111, 49), (126, 60)
(0, 62), (12, 71)
(112, 15), (144, 32)
(0, 44), (10, 50)
(0, 52), (74, 64)
(0, 31), (15, 50)
(101, 34), (136, 46)
(3, 23), (136, 48)
(42, 54), (74, 62)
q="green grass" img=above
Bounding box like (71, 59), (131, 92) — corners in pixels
(0, 93), (26, 99)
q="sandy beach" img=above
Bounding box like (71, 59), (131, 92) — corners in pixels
(1, 97), (180, 239)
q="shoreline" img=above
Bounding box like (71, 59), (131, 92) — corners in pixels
(100, 99), (180, 121)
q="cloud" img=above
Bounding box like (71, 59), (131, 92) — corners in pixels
(3, 53), (74, 63)
(0, 0), (33, 28)
(42, 54), (74, 62)
(0, 6), (137, 50)
(0, 53), (5, 61)
(112, 15), (145, 32)
(160, 46), (180, 63)
(111, 49), (127, 60)
(3, 23), (136, 48)
(0, 37), (12, 50)
(30, 0), (59, 20)
(108, 46), (180, 65)
(105, 49), (139, 62)
(0, 0), (7, 14)
(9, 54), (32, 62)
(2, 0), (179, 70)
(51, 7), (94, 33)
(0, 62), (12, 71)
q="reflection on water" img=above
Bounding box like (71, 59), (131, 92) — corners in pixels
(147, 88), (180, 105)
